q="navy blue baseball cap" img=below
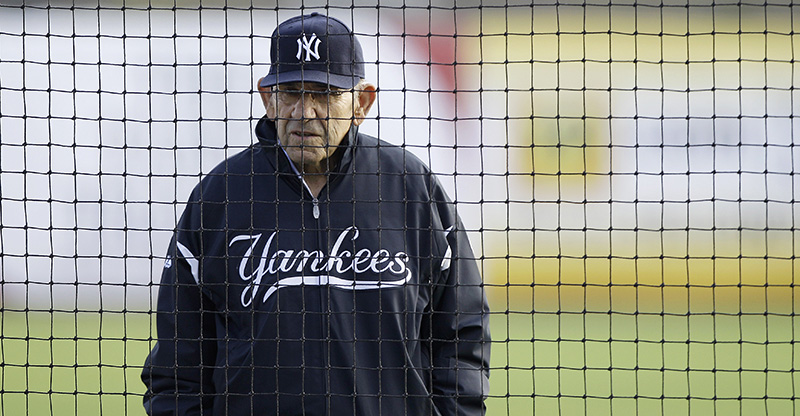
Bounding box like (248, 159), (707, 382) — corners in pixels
(259, 13), (365, 89)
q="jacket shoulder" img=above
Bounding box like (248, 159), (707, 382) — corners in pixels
(191, 146), (269, 203)
(356, 133), (432, 176)
(354, 133), (453, 208)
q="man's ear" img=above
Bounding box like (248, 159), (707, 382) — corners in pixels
(351, 83), (377, 127)
(257, 77), (275, 119)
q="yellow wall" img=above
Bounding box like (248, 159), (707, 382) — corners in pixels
(447, 5), (798, 311)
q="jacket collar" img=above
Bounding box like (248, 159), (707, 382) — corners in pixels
(255, 116), (357, 177)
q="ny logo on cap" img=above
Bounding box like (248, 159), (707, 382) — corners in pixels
(296, 33), (321, 61)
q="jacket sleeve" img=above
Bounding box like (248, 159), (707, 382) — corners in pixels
(428, 193), (492, 416)
(141, 197), (217, 415)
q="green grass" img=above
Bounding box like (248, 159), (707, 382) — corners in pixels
(487, 311), (798, 416)
(0, 311), (152, 416)
(1, 310), (797, 415)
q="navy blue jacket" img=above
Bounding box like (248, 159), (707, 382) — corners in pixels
(141, 118), (491, 415)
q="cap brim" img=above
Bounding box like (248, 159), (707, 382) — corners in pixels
(259, 70), (359, 89)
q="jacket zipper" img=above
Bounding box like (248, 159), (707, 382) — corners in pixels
(279, 148), (320, 219)
(287, 162), (329, 410)
(297, 177), (320, 219)
(312, 196), (320, 219)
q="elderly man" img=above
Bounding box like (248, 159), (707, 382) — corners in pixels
(141, 12), (490, 416)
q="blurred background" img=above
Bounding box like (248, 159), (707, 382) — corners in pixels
(1, 0), (797, 415)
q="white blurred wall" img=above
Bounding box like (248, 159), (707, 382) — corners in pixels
(0, 1), (796, 311)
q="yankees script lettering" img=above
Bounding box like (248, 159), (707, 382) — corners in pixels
(229, 226), (412, 307)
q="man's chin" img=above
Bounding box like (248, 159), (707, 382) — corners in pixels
(286, 150), (324, 166)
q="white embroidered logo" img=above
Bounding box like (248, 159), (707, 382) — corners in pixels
(296, 33), (321, 61)
(230, 227), (411, 307)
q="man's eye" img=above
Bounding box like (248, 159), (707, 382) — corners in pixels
(313, 90), (344, 97)
(276, 89), (345, 101)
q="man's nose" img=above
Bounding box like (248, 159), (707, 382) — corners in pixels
(291, 94), (318, 119)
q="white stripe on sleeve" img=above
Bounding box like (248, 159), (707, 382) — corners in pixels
(176, 241), (200, 284)
(441, 225), (455, 271)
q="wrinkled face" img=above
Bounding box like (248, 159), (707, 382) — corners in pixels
(261, 81), (374, 173)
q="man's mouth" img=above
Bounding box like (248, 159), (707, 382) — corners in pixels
(289, 129), (324, 140)
(292, 132), (320, 137)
